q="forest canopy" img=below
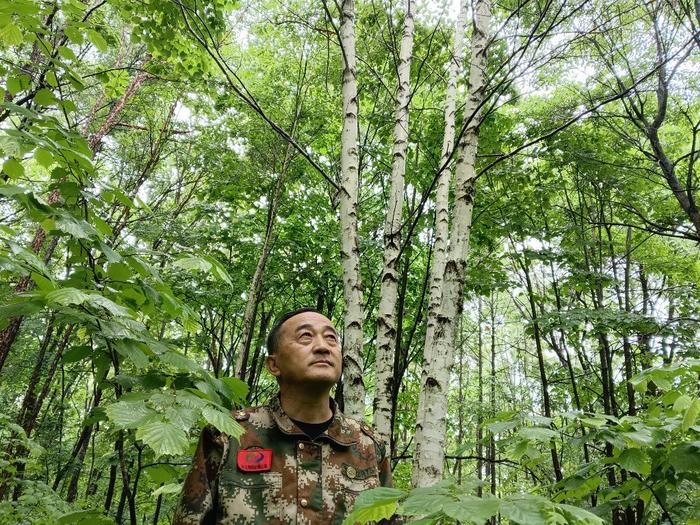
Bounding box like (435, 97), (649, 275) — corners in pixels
(1, 0), (699, 524)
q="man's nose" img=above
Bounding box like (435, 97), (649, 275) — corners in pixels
(312, 334), (330, 352)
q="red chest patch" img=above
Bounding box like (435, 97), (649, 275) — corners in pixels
(237, 448), (272, 472)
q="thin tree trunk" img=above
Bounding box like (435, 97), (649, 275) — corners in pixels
(519, 254), (562, 482)
(373, 0), (415, 444)
(423, 0), (467, 361)
(412, 0), (491, 487)
(338, 0), (366, 419)
(477, 298), (484, 497)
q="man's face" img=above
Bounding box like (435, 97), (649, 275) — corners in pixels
(266, 312), (342, 388)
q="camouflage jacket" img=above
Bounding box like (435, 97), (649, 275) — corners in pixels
(173, 396), (393, 524)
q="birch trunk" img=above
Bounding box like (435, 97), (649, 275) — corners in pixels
(373, 0), (415, 444)
(412, 0), (491, 487)
(423, 0), (468, 358)
(338, 0), (365, 419)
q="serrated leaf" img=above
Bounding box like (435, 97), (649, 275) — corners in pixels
(136, 420), (188, 457)
(152, 482), (182, 497)
(34, 147), (54, 168)
(617, 448), (650, 476)
(557, 504), (604, 524)
(114, 340), (149, 369)
(202, 406), (244, 439)
(34, 88), (57, 106)
(85, 294), (132, 317)
(86, 29), (108, 51)
(46, 287), (89, 306)
(160, 350), (201, 373)
(145, 464), (179, 484)
(669, 442), (700, 472)
(61, 345), (92, 364)
(3, 158), (24, 179)
(682, 399), (700, 432)
(0, 23), (22, 46)
(442, 495), (500, 523)
(500, 495), (549, 524)
(63, 26), (83, 45)
(105, 400), (157, 429)
(519, 426), (558, 441)
(173, 255), (212, 272)
(343, 487), (404, 525)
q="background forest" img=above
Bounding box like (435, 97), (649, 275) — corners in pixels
(1, 0), (699, 523)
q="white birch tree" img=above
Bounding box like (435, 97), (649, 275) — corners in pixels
(373, 0), (415, 444)
(338, 0), (366, 419)
(413, 0), (492, 487)
(423, 0), (468, 374)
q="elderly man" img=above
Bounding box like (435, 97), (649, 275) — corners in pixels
(174, 308), (392, 524)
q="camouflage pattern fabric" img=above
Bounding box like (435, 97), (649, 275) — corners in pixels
(173, 396), (393, 524)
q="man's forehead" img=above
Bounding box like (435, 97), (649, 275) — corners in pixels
(282, 311), (336, 332)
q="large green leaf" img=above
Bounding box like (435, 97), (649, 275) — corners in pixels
(500, 495), (549, 524)
(136, 420), (188, 456)
(342, 487), (405, 525)
(617, 448), (650, 476)
(442, 495), (500, 523)
(202, 406), (244, 439)
(105, 400), (158, 429)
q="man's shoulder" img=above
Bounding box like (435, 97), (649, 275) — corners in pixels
(336, 411), (385, 448)
(231, 404), (275, 429)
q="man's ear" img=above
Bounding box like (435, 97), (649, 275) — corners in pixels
(266, 355), (281, 378)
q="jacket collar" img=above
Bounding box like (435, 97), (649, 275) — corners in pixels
(269, 394), (357, 446)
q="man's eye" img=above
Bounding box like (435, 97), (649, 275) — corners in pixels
(299, 333), (312, 341)
(325, 334), (337, 342)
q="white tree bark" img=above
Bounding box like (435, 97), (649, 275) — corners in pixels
(338, 0), (366, 419)
(413, 0), (492, 487)
(423, 0), (468, 363)
(373, 0), (415, 445)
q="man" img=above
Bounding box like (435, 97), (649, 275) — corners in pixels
(174, 308), (392, 524)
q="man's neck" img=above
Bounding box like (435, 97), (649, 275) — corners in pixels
(279, 385), (334, 424)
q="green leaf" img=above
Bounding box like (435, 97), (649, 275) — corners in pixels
(107, 262), (133, 282)
(442, 495), (500, 523)
(136, 420), (188, 456)
(0, 300), (43, 320)
(85, 294), (132, 317)
(57, 509), (113, 525)
(681, 399), (700, 432)
(57, 45), (77, 61)
(617, 448), (650, 476)
(46, 287), (89, 306)
(0, 184), (26, 197)
(202, 406), (245, 439)
(3, 158), (24, 179)
(86, 29), (108, 51)
(173, 255), (212, 272)
(152, 482), (182, 497)
(34, 147), (54, 168)
(160, 350), (201, 373)
(34, 88), (57, 107)
(342, 487), (405, 525)
(557, 504), (604, 525)
(0, 23), (23, 46)
(61, 345), (92, 364)
(114, 341), (149, 369)
(63, 26), (83, 45)
(673, 394), (692, 414)
(500, 495), (549, 524)
(145, 464), (179, 484)
(668, 442), (700, 472)
(106, 400), (158, 429)
(519, 426), (558, 441)
(621, 429), (655, 447)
